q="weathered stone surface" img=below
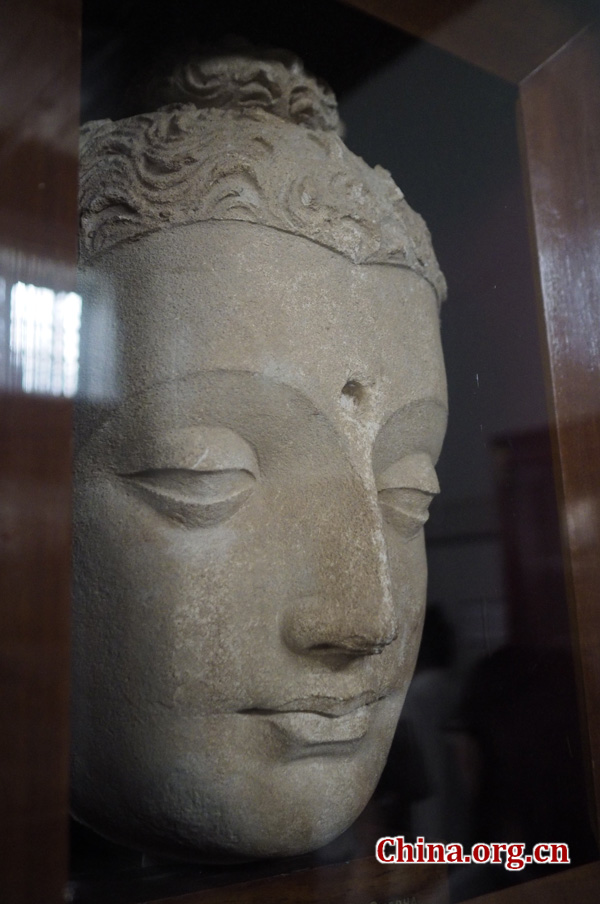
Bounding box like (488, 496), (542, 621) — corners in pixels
(72, 46), (447, 862)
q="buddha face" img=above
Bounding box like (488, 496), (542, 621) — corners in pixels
(71, 220), (447, 861)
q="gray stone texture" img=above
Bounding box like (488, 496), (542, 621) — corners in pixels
(72, 45), (447, 862)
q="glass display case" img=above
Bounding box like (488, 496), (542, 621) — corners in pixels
(1, 2), (599, 902)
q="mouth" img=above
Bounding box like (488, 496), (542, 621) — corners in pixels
(238, 690), (387, 748)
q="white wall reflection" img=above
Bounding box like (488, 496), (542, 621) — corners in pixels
(8, 281), (82, 397)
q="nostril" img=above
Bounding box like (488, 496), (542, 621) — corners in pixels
(282, 598), (398, 657)
(312, 640), (388, 656)
(310, 632), (395, 657)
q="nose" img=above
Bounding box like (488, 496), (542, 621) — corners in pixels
(282, 595), (398, 657)
(281, 479), (399, 659)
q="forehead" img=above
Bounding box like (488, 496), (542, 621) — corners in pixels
(81, 221), (447, 432)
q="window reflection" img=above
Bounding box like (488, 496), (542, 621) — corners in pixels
(6, 280), (81, 397)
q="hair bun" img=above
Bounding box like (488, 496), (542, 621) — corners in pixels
(79, 42), (446, 303)
(143, 38), (342, 135)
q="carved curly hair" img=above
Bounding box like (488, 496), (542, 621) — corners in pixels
(79, 44), (446, 303)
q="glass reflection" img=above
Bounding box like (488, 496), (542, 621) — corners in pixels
(6, 280), (81, 396)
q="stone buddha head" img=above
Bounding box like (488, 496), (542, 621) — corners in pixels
(72, 45), (447, 862)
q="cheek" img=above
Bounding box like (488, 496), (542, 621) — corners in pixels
(73, 478), (289, 712)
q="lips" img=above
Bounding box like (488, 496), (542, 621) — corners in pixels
(239, 690), (386, 748)
(263, 706), (371, 746)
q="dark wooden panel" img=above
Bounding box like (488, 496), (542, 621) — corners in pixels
(151, 859), (447, 904)
(340, 0), (597, 84)
(518, 22), (600, 838)
(0, 0), (80, 902)
(467, 858), (600, 904)
(0, 0), (80, 267)
(0, 394), (73, 904)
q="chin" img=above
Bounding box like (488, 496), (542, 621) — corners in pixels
(71, 729), (393, 863)
(71, 783), (372, 864)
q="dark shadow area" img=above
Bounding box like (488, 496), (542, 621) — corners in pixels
(81, 0), (416, 122)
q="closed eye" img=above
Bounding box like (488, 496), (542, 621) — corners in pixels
(120, 468), (256, 528)
(376, 453), (440, 540)
(378, 487), (437, 539)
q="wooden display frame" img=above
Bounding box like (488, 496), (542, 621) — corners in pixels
(1, 1), (599, 902)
